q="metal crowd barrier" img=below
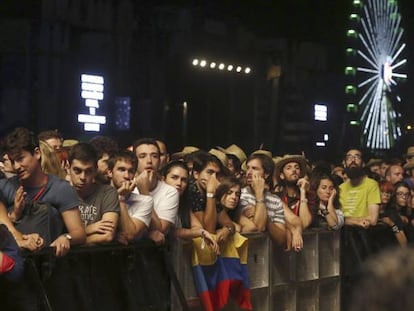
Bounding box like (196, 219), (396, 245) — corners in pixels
(0, 229), (344, 311)
(171, 228), (341, 311)
(1, 239), (176, 311)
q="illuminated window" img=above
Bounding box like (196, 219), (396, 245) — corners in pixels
(314, 104), (327, 121)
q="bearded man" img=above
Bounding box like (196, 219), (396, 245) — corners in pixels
(339, 148), (380, 228)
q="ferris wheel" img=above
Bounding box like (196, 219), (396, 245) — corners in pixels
(344, 0), (407, 150)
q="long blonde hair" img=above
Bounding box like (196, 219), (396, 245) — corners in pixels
(39, 140), (67, 179)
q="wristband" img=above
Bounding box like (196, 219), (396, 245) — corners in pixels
(206, 192), (215, 198)
(391, 224), (400, 233)
(256, 198), (265, 204)
(300, 198), (308, 204)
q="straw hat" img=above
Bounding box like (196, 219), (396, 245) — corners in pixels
(171, 146), (199, 160)
(222, 144), (247, 163)
(274, 154), (309, 183)
(241, 149), (273, 171)
(406, 146), (414, 160)
(62, 139), (79, 148)
(208, 148), (228, 168)
(403, 162), (414, 170)
(366, 158), (382, 168)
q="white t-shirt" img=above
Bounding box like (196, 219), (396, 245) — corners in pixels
(126, 193), (153, 227)
(133, 181), (179, 225)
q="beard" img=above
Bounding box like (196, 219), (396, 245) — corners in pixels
(344, 166), (366, 179)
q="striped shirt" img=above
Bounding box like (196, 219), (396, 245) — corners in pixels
(239, 187), (285, 224)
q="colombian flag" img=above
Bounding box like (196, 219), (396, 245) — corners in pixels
(192, 232), (252, 311)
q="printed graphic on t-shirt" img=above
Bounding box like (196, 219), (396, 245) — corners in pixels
(79, 204), (98, 225)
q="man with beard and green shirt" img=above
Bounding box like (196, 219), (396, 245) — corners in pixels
(339, 148), (381, 311)
(339, 148), (380, 228)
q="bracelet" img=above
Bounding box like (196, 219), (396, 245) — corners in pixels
(256, 198), (265, 204)
(391, 224), (400, 233)
(300, 198), (308, 204)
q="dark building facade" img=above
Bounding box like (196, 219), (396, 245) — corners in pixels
(0, 0), (349, 160)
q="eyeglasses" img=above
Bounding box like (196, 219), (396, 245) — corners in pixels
(396, 192), (410, 198)
(345, 154), (362, 160)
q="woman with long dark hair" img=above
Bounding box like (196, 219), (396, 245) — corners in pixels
(161, 160), (218, 253)
(309, 173), (344, 230)
(377, 180), (407, 247)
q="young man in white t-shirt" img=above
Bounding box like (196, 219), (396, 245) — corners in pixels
(108, 150), (153, 242)
(133, 138), (179, 244)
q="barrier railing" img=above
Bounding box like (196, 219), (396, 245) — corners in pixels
(1, 240), (175, 311)
(171, 228), (341, 311)
(1, 229), (341, 311)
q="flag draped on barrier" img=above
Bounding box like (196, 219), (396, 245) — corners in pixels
(192, 232), (252, 311)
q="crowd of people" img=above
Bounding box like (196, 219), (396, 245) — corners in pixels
(1, 126), (414, 309)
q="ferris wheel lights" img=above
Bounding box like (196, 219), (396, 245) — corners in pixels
(346, 48), (357, 56)
(350, 120), (360, 126)
(227, 65), (234, 71)
(345, 85), (357, 94)
(407, 125), (412, 130)
(244, 67), (251, 74)
(353, 0), (362, 7)
(218, 63), (225, 70)
(210, 62), (216, 68)
(345, 67), (356, 75)
(236, 66), (242, 72)
(200, 60), (207, 67)
(347, 29), (358, 38)
(192, 59), (199, 66)
(347, 103), (358, 113)
(349, 14), (360, 21)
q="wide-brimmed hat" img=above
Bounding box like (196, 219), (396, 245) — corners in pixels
(208, 148), (228, 168)
(251, 149), (272, 158)
(274, 154), (310, 183)
(62, 139), (79, 148)
(218, 144), (247, 164)
(241, 149), (273, 172)
(170, 146), (199, 161)
(366, 158), (382, 168)
(403, 161), (414, 170)
(406, 146), (414, 159)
